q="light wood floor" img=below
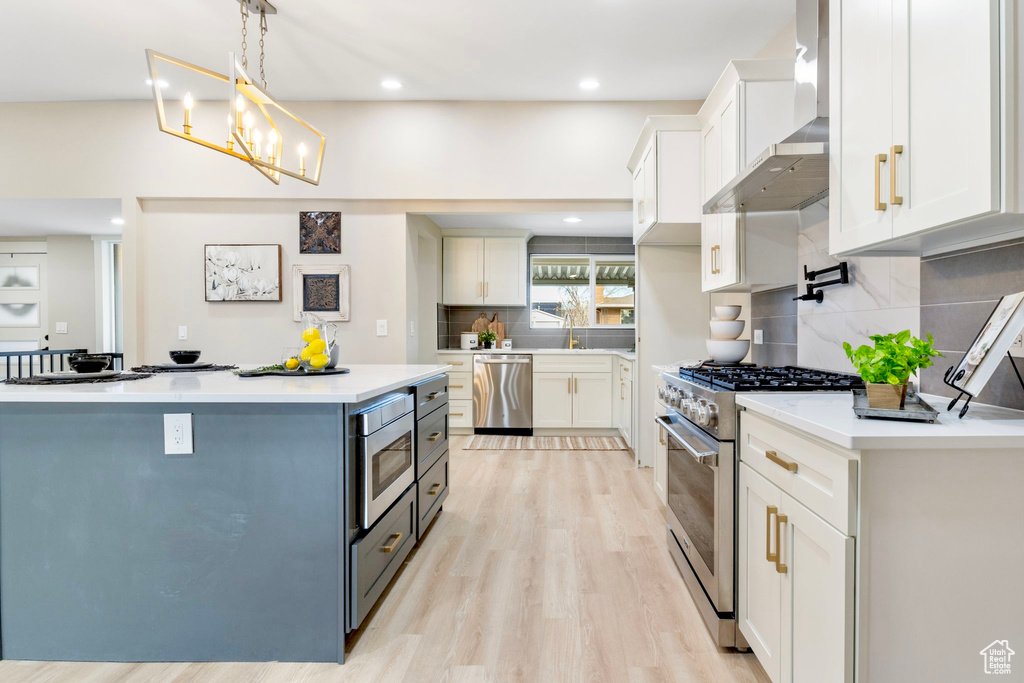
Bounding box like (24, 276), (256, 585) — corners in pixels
(0, 436), (768, 683)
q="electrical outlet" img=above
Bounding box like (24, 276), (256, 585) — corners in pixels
(1010, 332), (1024, 358)
(163, 413), (193, 455)
(178, 326), (188, 341)
(753, 329), (764, 345)
(409, 321), (416, 337)
(55, 322), (68, 334)
(376, 320), (388, 337)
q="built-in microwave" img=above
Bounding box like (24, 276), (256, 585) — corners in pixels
(355, 393), (416, 528)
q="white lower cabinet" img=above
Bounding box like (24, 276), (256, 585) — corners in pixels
(572, 372), (612, 428)
(533, 372), (574, 428)
(617, 377), (633, 444)
(739, 462), (854, 683)
(532, 370), (612, 429)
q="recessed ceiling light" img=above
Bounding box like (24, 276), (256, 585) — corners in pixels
(145, 79), (169, 89)
(110, 218), (125, 225)
(563, 217), (583, 223)
(579, 79), (600, 90)
(381, 79), (402, 90)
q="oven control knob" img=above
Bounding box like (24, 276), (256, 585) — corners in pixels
(704, 403), (718, 427)
(657, 387), (665, 400)
(695, 403), (708, 425)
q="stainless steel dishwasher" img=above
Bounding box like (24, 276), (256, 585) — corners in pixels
(473, 354), (532, 432)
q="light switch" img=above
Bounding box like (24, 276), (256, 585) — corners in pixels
(163, 413), (193, 455)
(55, 322), (68, 334)
(376, 320), (388, 337)
(178, 326), (188, 340)
(1011, 333), (1024, 358)
(754, 329), (764, 345)
(409, 321), (416, 337)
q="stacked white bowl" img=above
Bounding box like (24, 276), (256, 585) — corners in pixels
(706, 305), (750, 364)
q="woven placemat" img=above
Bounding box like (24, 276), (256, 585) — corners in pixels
(131, 364), (238, 374)
(5, 373), (153, 386)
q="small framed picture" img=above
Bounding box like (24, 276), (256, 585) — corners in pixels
(947, 290), (1024, 396)
(299, 211), (341, 254)
(204, 245), (282, 302)
(292, 264), (350, 322)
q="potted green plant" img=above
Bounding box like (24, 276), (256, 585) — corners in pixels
(843, 331), (942, 409)
(478, 329), (497, 349)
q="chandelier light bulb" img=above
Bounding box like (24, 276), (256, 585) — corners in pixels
(243, 111), (254, 146)
(298, 143), (307, 177)
(252, 128), (262, 160)
(226, 115), (235, 151)
(267, 129), (278, 165)
(182, 91), (194, 135)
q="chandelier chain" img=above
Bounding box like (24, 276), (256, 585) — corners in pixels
(259, 8), (268, 89)
(239, 1), (249, 69)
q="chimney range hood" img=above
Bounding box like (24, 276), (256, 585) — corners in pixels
(703, 0), (829, 214)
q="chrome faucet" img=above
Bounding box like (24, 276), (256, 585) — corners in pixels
(565, 314), (580, 349)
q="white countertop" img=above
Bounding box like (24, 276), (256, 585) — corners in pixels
(736, 392), (1024, 450)
(0, 364), (451, 404)
(438, 348), (636, 361)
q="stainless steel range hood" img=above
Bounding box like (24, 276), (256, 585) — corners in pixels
(704, 0), (829, 214)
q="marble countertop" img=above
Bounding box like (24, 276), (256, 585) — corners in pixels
(737, 392), (1024, 450)
(0, 364), (452, 404)
(437, 348), (636, 361)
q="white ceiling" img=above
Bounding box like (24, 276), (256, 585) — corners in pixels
(0, 199), (123, 237)
(426, 212), (632, 237)
(1, 0), (793, 102)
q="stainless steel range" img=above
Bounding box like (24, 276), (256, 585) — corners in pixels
(657, 364), (863, 649)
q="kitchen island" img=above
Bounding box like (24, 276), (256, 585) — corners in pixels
(0, 364), (449, 664)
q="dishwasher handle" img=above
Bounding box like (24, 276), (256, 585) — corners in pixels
(474, 358), (531, 364)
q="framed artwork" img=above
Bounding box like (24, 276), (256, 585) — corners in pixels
(292, 264), (350, 321)
(947, 291), (1024, 396)
(0, 266), (40, 290)
(299, 211), (341, 254)
(204, 245), (282, 302)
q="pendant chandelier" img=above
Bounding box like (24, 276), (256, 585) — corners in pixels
(145, 0), (326, 185)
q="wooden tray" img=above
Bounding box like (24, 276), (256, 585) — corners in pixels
(237, 367), (350, 378)
(852, 388), (938, 423)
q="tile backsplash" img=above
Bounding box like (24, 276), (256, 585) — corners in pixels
(919, 237), (1024, 410)
(437, 235), (635, 351)
(751, 287), (798, 366)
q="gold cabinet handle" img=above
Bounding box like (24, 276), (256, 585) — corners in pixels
(428, 483), (442, 496)
(485, 282), (489, 297)
(567, 377), (572, 394)
(775, 514), (788, 574)
(620, 381), (625, 399)
(874, 153), (888, 211)
(426, 391), (443, 400)
(450, 384), (463, 389)
(450, 361), (464, 366)
(477, 282), (482, 297)
(766, 505), (778, 563)
(451, 412), (464, 416)
(637, 199), (645, 224)
(890, 145), (903, 205)
(765, 450), (798, 473)
(658, 426), (666, 446)
(574, 377), (578, 394)
(381, 532), (403, 553)
(428, 432), (442, 442)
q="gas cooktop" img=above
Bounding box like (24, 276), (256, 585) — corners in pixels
(678, 364), (865, 392)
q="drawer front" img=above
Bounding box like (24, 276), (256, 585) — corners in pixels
(447, 371), (472, 400)
(417, 450), (449, 538)
(414, 375), (449, 418)
(739, 411), (858, 535)
(448, 400), (473, 428)
(417, 405), (448, 476)
(351, 484), (416, 628)
(533, 354), (613, 374)
(437, 354), (469, 370)
(618, 358), (633, 381)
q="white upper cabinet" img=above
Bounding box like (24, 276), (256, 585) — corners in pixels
(442, 236), (526, 306)
(698, 60), (798, 292)
(626, 117), (703, 245)
(831, 0), (1010, 256)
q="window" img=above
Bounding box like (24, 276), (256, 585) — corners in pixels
(530, 254), (635, 328)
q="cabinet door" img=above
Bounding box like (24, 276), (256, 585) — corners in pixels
(701, 214), (721, 292)
(642, 141), (658, 233)
(632, 164), (646, 244)
(702, 118), (721, 202)
(718, 91), (739, 185)
(571, 372), (612, 428)
(533, 373), (573, 428)
(621, 378), (633, 445)
(890, 0), (1000, 238)
(442, 237), (484, 305)
(738, 463), (784, 683)
(483, 238), (525, 305)
(780, 491), (855, 683)
(830, 0), (894, 254)
(717, 213), (740, 288)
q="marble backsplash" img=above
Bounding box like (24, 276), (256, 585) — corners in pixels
(795, 200), (922, 374)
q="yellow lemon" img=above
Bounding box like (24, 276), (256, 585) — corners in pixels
(300, 345), (315, 361)
(309, 353), (329, 369)
(284, 357), (300, 370)
(308, 339), (327, 354)
(301, 327), (320, 343)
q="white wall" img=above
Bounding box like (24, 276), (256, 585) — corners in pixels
(46, 236), (98, 351)
(406, 214), (443, 363)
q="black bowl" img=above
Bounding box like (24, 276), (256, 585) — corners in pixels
(169, 350), (201, 364)
(69, 354), (112, 374)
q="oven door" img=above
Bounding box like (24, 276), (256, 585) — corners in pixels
(657, 410), (734, 614)
(360, 411), (416, 528)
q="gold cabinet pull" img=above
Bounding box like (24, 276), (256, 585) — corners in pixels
(485, 282), (489, 297)
(765, 450), (798, 473)
(574, 377), (578, 393)
(426, 391), (443, 400)
(450, 361), (464, 366)
(381, 532), (403, 553)
(567, 377), (572, 394)
(766, 505), (778, 563)
(890, 145), (903, 205)
(637, 199), (645, 224)
(451, 412), (464, 417)
(775, 514), (788, 574)
(874, 153), (888, 211)
(477, 282), (482, 297)
(450, 384), (464, 389)
(428, 432), (442, 442)
(658, 426), (666, 446)
(428, 483), (442, 496)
